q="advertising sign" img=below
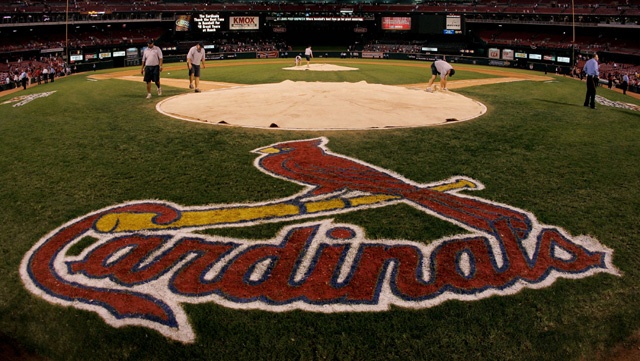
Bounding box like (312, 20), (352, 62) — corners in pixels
(502, 49), (514, 60)
(382, 17), (411, 31)
(445, 15), (461, 30)
(230, 16), (259, 30)
(488, 48), (500, 59)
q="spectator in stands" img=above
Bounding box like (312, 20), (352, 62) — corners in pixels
(621, 73), (629, 95)
(141, 38), (163, 99)
(304, 45), (313, 68)
(187, 42), (206, 93)
(583, 53), (599, 109)
(426, 59), (455, 92)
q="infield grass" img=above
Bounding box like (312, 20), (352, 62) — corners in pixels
(0, 59), (639, 361)
(162, 58), (500, 84)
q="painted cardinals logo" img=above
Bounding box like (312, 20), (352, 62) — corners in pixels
(21, 137), (619, 343)
(1, 91), (56, 107)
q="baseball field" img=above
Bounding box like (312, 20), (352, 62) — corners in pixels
(1, 58), (639, 361)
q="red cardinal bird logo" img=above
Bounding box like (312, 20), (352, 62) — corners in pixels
(20, 136), (618, 344)
(254, 137), (532, 240)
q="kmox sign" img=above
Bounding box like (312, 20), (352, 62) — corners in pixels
(230, 16), (259, 30)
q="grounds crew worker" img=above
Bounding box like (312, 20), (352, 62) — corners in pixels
(187, 42), (206, 93)
(141, 38), (163, 99)
(426, 59), (455, 92)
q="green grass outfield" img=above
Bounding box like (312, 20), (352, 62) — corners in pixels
(1, 59), (639, 361)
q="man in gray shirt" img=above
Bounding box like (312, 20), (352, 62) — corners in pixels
(141, 39), (163, 99)
(426, 59), (455, 92)
(187, 42), (206, 93)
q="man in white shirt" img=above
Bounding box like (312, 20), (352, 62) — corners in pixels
(141, 39), (163, 99)
(426, 59), (455, 92)
(304, 46), (313, 68)
(187, 42), (206, 93)
(42, 67), (49, 84)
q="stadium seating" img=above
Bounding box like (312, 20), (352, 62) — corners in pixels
(0, 0), (638, 71)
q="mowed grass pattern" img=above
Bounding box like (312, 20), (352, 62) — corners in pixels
(0, 59), (639, 361)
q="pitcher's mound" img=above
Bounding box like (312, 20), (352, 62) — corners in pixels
(157, 80), (486, 130)
(283, 63), (359, 71)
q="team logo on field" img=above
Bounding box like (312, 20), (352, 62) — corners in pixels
(1, 91), (56, 107)
(20, 137), (619, 343)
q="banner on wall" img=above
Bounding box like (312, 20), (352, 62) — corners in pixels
(382, 17), (411, 31)
(230, 16), (259, 30)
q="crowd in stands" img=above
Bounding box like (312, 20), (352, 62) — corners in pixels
(2, 1), (640, 13)
(0, 26), (165, 54)
(0, 55), (70, 92)
(0, 1), (639, 56)
(363, 41), (422, 54)
(1, 1), (638, 94)
(573, 55), (640, 89)
(2, 1), (640, 26)
(477, 29), (640, 56)
(216, 37), (290, 53)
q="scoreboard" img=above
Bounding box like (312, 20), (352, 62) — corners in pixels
(193, 13), (225, 32)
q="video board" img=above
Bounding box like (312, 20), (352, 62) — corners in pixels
(194, 13), (225, 32)
(175, 15), (191, 32)
(382, 17), (411, 31)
